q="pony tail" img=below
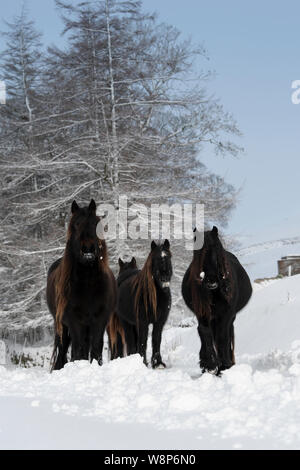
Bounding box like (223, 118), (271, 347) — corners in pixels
(107, 313), (125, 359)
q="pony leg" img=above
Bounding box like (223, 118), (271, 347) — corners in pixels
(215, 314), (235, 371)
(151, 320), (166, 369)
(90, 318), (107, 365)
(50, 325), (71, 371)
(107, 314), (125, 359)
(123, 321), (138, 355)
(197, 321), (219, 373)
(115, 332), (125, 358)
(69, 324), (89, 361)
(138, 322), (149, 366)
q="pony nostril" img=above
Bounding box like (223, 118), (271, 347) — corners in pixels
(82, 244), (95, 254)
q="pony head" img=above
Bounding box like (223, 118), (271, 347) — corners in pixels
(69, 199), (106, 266)
(118, 256), (137, 275)
(190, 226), (232, 318)
(151, 239), (172, 290)
(198, 226), (222, 290)
(133, 239), (172, 320)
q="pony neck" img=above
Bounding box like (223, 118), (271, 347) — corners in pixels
(72, 257), (103, 279)
(118, 268), (139, 286)
(192, 247), (205, 266)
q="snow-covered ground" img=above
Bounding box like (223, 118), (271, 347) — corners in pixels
(1, 275), (300, 450)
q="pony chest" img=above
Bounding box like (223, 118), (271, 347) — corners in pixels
(70, 280), (104, 309)
(151, 289), (171, 322)
(210, 294), (230, 318)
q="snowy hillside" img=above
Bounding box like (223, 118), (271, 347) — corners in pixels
(237, 236), (300, 280)
(1, 274), (300, 449)
(236, 275), (300, 355)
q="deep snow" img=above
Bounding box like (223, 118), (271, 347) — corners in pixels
(1, 275), (300, 450)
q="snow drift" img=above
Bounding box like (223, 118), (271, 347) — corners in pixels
(1, 275), (300, 450)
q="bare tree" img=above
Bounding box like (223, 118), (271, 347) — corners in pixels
(47, 1), (241, 233)
(0, 1), (242, 342)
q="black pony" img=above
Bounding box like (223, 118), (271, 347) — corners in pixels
(46, 199), (117, 370)
(109, 240), (172, 368)
(182, 226), (252, 374)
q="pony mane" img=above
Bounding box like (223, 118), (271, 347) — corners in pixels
(132, 250), (157, 321)
(54, 244), (72, 339)
(189, 233), (233, 319)
(189, 247), (211, 319)
(54, 212), (109, 339)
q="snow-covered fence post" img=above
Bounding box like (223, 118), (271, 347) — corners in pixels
(0, 80), (5, 104)
(0, 340), (6, 365)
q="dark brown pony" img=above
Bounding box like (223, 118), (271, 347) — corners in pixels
(47, 199), (117, 370)
(112, 240), (172, 368)
(107, 257), (138, 359)
(182, 226), (252, 374)
(189, 228), (234, 321)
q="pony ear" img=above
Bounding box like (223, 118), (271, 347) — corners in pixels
(193, 227), (199, 242)
(71, 200), (80, 214)
(118, 258), (124, 267)
(131, 257), (136, 267)
(163, 239), (170, 250)
(151, 240), (157, 251)
(212, 226), (218, 237)
(89, 199), (96, 212)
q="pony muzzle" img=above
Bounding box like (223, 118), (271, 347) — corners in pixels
(206, 281), (218, 290)
(82, 252), (96, 261)
(161, 281), (170, 288)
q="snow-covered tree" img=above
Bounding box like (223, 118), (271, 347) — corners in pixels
(0, 1), (242, 342)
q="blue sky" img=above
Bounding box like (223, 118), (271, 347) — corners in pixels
(1, 0), (300, 245)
